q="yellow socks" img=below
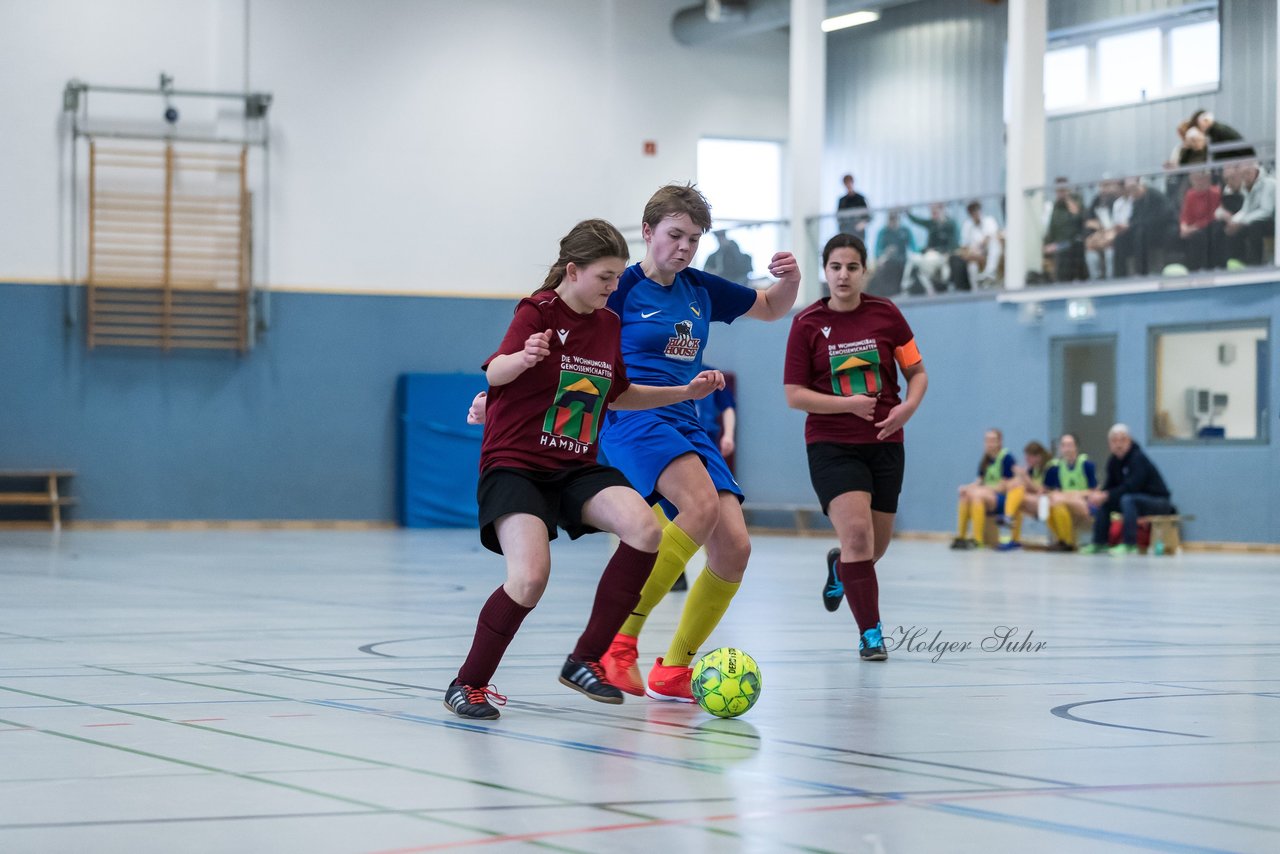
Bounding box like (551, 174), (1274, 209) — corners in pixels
(971, 499), (987, 544)
(619, 518), (698, 638)
(664, 567), (740, 667)
(1049, 504), (1075, 546)
(956, 498), (971, 539)
(1005, 486), (1025, 541)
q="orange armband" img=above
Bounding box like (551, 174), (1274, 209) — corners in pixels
(894, 338), (922, 369)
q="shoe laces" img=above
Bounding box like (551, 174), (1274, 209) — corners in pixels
(463, 684), (507, 707)
(581, 660), (608, 682)
(862, 626), (884, 647)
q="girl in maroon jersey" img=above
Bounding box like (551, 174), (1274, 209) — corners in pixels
(783, 233), (928, 661)
(446, 219), (724, 720)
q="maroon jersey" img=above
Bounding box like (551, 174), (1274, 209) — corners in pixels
(784, 295), (921, 445)
(480, 291), (631, 472)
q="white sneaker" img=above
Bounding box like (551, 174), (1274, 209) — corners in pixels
(1037, 495), (1051, 522)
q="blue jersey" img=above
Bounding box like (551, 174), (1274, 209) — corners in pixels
(606, 264), (756, 424)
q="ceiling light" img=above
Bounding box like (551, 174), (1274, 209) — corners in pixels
(821, 10), (880, 32)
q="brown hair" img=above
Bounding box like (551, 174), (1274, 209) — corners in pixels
(641, 183), (713, 233)
(822, 233), (867, 267)
(1024, 441), (1050, 459)
(535, 219), (629, 294)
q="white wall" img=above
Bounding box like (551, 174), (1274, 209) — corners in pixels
(0, 0), (789, 294)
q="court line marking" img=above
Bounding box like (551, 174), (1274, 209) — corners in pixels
(0, 680), (838, 854)
(1050, 692), (1279, 738)
(365, 779), (1278, 854)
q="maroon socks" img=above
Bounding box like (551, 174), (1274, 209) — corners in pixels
(840, 559), (880, 633)
(457, 585), (533, 687)
(573, 542), (657, 661)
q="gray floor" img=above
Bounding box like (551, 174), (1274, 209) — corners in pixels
(0, 529), (1277, 854)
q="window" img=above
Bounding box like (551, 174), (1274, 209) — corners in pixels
(1044, 45), (1089, 111)
(1150, 321), (1270, 443)
(1044, 3), (1220, 116)
(696, 138), (784, 281)
(1096, 28), (1161, 104)
(1169, 19), (1220, 90)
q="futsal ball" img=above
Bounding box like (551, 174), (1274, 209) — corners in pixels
(691, 647), (762, 718)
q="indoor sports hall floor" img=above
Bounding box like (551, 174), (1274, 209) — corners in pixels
(1, 528), (1277, 854)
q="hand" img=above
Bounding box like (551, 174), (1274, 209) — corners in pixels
(1085, 489), (1106, 508)
(684, 370), (726, 401)
(874, 401), (914, 439)
(466, 391), (487, 425)
(1224, 221), (1242, 235)
(846, 394), (877, 421)
(719, 434), (735, 457)
(767, 251), (800, 285)
(522, 329), (553, 367)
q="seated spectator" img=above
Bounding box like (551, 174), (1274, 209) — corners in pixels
(1043, 179), (1087, 282)
(903, 203), (959, 294)
(996, 441), (1052, 551)
(1221, 161), (1276, 267)
(951, 428), (1015, 550)
(1115, 178), (1177, 277)
(954, 200), (1001, 289)
(867, 209), (914, 296)
(1084, 180), (1127, 280)
(1042, 433), (1098, 551)
(1082, 424), (1174, 555)
(837, 174), (870, 237)
(1190, 109), (1255, 161)
(704, 230), (753, 286)
(1177, 169), (1222, 271)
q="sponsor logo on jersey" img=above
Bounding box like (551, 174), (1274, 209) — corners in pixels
(829, 346), (881, 396)
(542, 371), (610, 447)
(664, 319), (701, 361)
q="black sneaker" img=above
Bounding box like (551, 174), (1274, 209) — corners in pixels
(822, 548), (844, 612)
(443, 679), (505, 720)
(859, 623), (889, 661)
(559, 656), (624, 704)
(949, 537), (972, 550)
(670, 571), (688, 592)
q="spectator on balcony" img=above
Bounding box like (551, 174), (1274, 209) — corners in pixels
(1221, 161), (1276, 267)
(837, 174), (871, 237)
(1177, 169), (1221, 271)
(1116, 178), (1177, 277)
(868, 209), (914, 296)
(1189, 110), (1255, 161)
(1083, 179), (1127, 280)
(903, 203), (959, 294)
(1164, 120), (1193, 171)
(955, 200), (1001, 289)
(704, 230), (753, 287)
(1043, 178), (1087, 282)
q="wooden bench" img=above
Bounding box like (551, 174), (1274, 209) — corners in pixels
(742, 502), (828, 535)
(1140, 514), (1193, 555)
(0, 470), (77, 530)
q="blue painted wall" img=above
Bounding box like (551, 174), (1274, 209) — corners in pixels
(0, 284), (511, 520)
(709, 282), (1279, 545)
(2, 281), (1276, 543)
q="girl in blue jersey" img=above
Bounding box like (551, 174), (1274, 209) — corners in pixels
(598, 183), (801, 701)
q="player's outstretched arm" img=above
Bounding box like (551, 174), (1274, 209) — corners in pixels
(744, 252), (801, 321)
(611, 370), (726, 411)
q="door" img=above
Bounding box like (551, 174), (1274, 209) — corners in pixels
(1052, 336), (1116, 459)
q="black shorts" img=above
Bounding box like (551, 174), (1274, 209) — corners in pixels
(806, 441), (906, 515)
(476, 465), (633, 555)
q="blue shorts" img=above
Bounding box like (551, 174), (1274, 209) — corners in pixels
(601, 410), (743, 517)
(993, 493), (1006, 516)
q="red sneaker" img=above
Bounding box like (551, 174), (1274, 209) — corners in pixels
(601, 633), (644, 696)
(645, 656), (694, 703)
